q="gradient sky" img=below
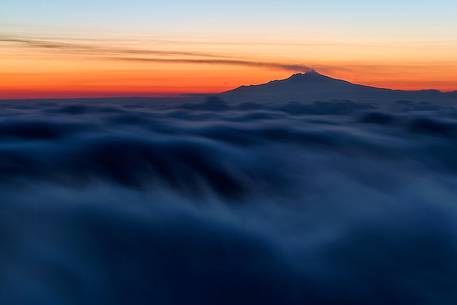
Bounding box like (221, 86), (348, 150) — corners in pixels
(1, 0), (457, 98)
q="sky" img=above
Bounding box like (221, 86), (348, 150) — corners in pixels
(1, 0), (457, 98)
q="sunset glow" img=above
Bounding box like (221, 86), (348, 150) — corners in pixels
(1, 0), (456, 98)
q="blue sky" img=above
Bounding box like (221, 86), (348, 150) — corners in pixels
(2, 0), (457, 41)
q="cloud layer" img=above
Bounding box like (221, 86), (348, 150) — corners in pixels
(0, 98), (457, 305)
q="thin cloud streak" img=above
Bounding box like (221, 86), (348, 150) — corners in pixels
(107, 56), (311, 72)
(0, 35), (227, 58)
(0, 34), (312, 72)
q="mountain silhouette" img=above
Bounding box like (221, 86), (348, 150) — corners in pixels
(220, 70), (456, 104)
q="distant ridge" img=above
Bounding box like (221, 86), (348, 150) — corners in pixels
(1, 70), (455, 103)
(219, 70), (456, 105)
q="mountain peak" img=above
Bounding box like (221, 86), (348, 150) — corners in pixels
(286, 70), (336, 82)
(220, 70), (452, 105)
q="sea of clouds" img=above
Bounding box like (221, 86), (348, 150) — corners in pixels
(0, 98), (456, 305)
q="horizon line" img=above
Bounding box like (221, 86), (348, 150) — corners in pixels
(1, 71), (456, 101)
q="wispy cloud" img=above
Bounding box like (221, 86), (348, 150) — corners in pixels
(0, 35), (226, 58)
(107, 57), (310, 72)
(0, 34), (311, 72)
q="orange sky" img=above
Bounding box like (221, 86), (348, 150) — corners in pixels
(1, 35), (457, 99)
(2, 1), (457, 98)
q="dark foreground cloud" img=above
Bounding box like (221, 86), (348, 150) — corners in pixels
(0, 99), (457, 305)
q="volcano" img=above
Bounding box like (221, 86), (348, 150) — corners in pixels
(219, 70), (456, 104)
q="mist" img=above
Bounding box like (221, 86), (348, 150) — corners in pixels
(0, 98), (456, 305)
